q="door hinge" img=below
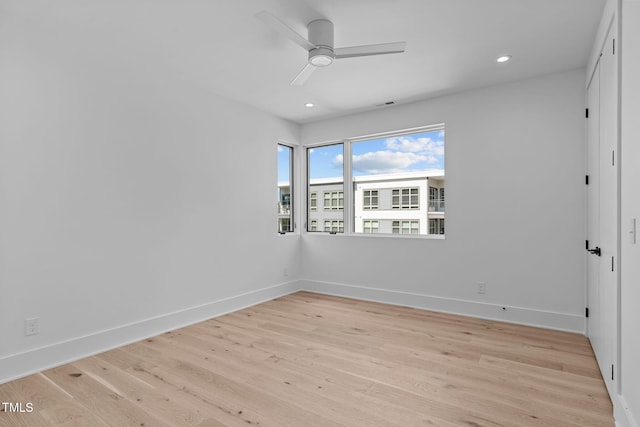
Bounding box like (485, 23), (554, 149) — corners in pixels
(613, 39), (616, 55)
(612, 364), (615, 381)
(585, 307), (589, 318)
(585, 175), (589, 185)
(612, 256), (615, 272)
(586, 240), (589, 250)
(612, 150), (615, 166)
(585, 108), (589, 118)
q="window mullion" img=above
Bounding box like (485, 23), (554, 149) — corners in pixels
(343, 139), (353, 235)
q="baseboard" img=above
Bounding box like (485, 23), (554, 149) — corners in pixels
(299, 279), (585, 333)
(0, 280), (301, 384)
(615, 394), (639, 427)
(0, 278), (588, 385)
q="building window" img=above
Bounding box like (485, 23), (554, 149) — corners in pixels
(392, 188), (419, 209)
(310, 192), (317, 211)
(429, 218), (445, 235)
(429, 186), (445, 212)
(393, 220), (419, 234)
(324, 220), (344, 233)
(363, 190), (379, 210)
(310, 220), (317, 231)
(277, 143), (293, 233)
(279, 218), (290, 233)
(324, 191), (343, 210)
(363, 220), (379, 233)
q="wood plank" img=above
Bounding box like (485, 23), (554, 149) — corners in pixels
(0, 292), (614, 426)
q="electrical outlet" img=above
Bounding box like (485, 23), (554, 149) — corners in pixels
(477, 283), (486, 294)
(25, 317), (40, 336)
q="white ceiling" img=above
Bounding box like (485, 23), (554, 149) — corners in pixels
(3, 0), (606, 124)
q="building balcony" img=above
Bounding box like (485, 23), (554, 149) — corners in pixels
(278, 203), (291, 215)
(428, 200), (445, 212)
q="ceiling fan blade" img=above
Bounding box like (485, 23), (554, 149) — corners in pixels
(291, 63), (316, 86)
(256, 11), (316, 52)
(334, 41), (406, 59)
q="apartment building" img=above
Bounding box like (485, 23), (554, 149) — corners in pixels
(279, 170), (445, 235)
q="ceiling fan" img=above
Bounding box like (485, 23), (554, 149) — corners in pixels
(256, 11), (407, 86)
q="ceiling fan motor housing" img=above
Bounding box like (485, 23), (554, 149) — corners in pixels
(308, 19), (334, 66)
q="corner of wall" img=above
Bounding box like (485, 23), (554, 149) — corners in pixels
(299, 279), (585, 334)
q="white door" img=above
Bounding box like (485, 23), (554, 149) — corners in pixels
(586, 60), (601, 361)
(587, 27), (618, 393)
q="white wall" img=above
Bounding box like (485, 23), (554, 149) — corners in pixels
(0, 9), (300, 382)
(300, 69), (587, 332)
(620, 1), (640, 425)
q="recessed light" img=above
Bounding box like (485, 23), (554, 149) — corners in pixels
(497, 55), (512, 63)
(305, 103), (315, 108)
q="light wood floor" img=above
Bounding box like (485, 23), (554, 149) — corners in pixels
(0, 292), (613, 426)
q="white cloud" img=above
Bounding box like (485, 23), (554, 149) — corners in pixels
(385, 136), (444, 156)
(332, 154), (343, 168)
(438, 130), (445, 138)
(352, 151), (428, 174)
(277, 145), (283, 152)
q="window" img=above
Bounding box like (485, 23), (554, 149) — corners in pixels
(324, 220), (344, 233)
(324, 191), (343, 210)
(392, 188), (419, 209)
(429, 186), (437, 208)
(393, 220), (419, 234)
(363, 190), (378, 210)
(310, 192), (317, 211)
(308, 125), (444, 237)
(429, 186), (445, 212)
(429, 218), (445, 235)
(363, 220), (379, 233)
(277, 144), (293, 233)
(307, 143), (344, 232)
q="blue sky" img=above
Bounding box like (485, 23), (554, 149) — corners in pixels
(277, 144), (292, 183)
(309, 130), (444, 179)
(278, 129), (445, 182)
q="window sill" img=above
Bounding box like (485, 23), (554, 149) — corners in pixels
(303, 232), (445, 240)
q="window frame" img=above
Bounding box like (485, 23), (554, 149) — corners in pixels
(363, 220), (379, 233)
(363, 189), (379, 210)
(392, 187), (419, 209)
(323, 220), (344, 233)
(277, 142), (295, 234)
(392, 220), (419, 235)
(310, 192), (317, 211)
(304, 124), (444, 239)
(306, 142), (345, 233)
(429, 218), (445, 235)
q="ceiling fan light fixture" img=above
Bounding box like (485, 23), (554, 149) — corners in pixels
(310, 54), (333, 66)
(309, 46), (335, 67)
(305, 102), (315, 107)
(257, 11), (406, 85)
(497, 55), (512, 63)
